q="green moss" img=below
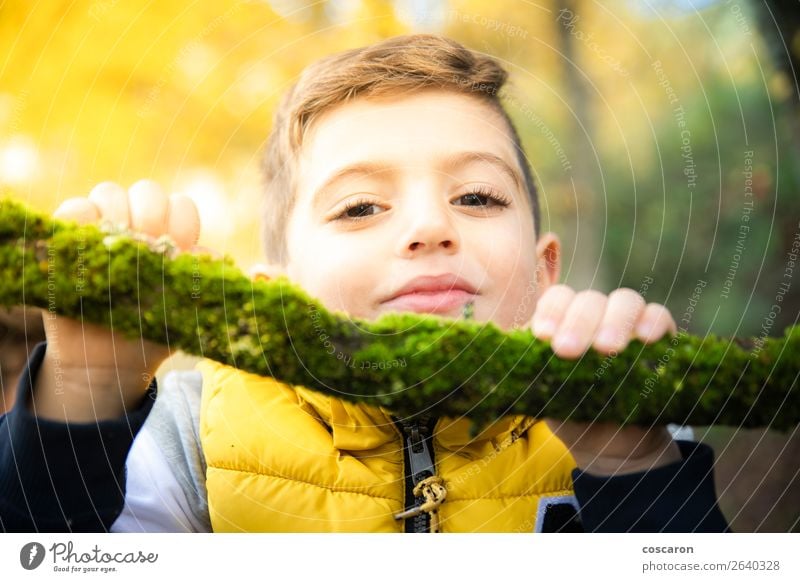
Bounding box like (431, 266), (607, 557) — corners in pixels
(1, 198), (798, 430)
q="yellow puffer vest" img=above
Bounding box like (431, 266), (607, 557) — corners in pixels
(197, 359), (578, 532)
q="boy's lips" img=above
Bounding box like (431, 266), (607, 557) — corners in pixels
(380, 274), (478, 314)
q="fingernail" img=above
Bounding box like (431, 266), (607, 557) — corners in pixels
(636, 321), (653, 339)
(552, 333), (580, 354)
(533, 319), (556, 337)
(596, 327), (618, 347)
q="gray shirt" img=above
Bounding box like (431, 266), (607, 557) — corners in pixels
(111, 370), (210, 532)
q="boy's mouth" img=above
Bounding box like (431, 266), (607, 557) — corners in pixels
(380, 273), (478, 314)
(381, 289), (477, 314)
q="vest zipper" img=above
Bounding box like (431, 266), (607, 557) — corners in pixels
(393, 415), (438, 533)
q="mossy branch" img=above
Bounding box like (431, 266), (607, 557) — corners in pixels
(1, 198), (798, 429)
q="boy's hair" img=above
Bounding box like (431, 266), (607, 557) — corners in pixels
(261, 33), (540, 265)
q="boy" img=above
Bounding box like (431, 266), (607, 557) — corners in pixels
(0, 34), (728, 532)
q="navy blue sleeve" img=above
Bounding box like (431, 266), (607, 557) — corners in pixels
(572, 439), (731, 532)
(0, 341), (157, 532)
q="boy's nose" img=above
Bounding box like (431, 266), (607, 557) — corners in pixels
(395, 194), (461, 258)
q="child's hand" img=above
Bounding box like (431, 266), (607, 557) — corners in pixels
(530, 285), (682, 475)
(55, 180), (201, 249)
(531, 284), (677, 358)
(33, 180), (202, 423)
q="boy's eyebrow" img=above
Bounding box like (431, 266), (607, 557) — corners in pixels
(311, 150), (525, 209)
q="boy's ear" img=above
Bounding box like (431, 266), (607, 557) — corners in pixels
(248, 262), (287, 282)
(534, 232), (560, 289)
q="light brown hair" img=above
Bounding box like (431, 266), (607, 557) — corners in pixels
(261, 33), (539, 265)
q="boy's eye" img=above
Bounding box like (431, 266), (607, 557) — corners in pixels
(346, 203), (378, 218)
(454, 186), (512, 208)
(334, 197), (384, 221)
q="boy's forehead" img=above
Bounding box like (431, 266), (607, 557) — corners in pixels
(295, 90), (519, 203)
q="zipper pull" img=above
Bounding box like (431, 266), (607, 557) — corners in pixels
(393, 417), (447, 532)
(405, 420), (434, 485)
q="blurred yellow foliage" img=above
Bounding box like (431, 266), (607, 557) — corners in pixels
(0, 0), (764, 269)
(0, 0), (407, 266)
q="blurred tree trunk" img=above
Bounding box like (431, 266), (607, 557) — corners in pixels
(751, 0), (800, 337)
(755, 0), (800, 80)
(555, 0), (605, 290)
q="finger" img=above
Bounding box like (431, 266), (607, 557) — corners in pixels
(551, 289), (607, 358)
(53, 197), (100, 225)
(166, 193), (201, 250)
(88, 181), (130, 228)
(128, 179), (169, 237)
(635, 303), (678, 343)
(531, 284), (575, 339)
(593, 287), (646, 354)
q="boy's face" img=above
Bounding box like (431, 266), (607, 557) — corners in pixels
(279, 89), (560, 331)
